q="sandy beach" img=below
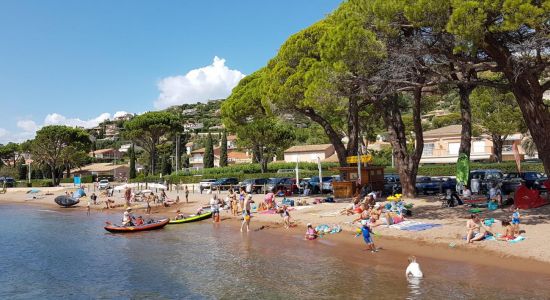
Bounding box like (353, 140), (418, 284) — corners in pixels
(2, 184), (550, 272)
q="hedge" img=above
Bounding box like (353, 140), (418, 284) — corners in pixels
(384, 161), (544, 176)
(175, 161), (339, 176)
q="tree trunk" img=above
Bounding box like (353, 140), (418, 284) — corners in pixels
(50, 164), (58, 186)
(458, 84), (473, 157)
(483, 34), (550, 174)
(381, 90), (424, 198)
(346, 97), (360, 157)
(301, 108), (348, 167)
(492, 135), (504, 163)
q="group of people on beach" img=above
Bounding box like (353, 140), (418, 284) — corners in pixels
(466, 207), (521, 243)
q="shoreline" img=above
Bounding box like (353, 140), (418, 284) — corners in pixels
(2, 187), (550, 273)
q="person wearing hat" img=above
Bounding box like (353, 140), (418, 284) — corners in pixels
(305, 223), (318, 240)
(122, 207), (134, 226)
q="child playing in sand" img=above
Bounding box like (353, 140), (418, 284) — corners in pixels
(281, 205), (291, 229)
(360, 223), (378, 253)
(512, 207), (521, 236)
(305, 223), (318, 240)
(498, 220), (516, 241)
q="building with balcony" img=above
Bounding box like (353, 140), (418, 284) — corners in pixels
(190, 147), (252, 169)
(420, 125), (528, 164)
(284, 144), (335, 163)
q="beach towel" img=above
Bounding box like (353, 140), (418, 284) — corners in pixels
(400, 224), (442, 231)
(509, 236), (526, 244)
(389, 220), (441, 231)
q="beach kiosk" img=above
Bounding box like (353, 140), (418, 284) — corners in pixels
(332, 155), (384, 198)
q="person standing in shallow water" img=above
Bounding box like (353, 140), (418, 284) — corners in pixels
(241, 194), (254, 232)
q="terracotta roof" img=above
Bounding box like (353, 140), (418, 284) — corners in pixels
(285, 144), (334, 153)
(228, 151), (250, 160)
(423, 125), (463, 137)
(71, 163), (128, 173)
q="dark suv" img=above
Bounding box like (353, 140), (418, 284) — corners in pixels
(240, 178), (269, 194)
(0, 177), (16, 188)
(211, 178), (239, 191)
(266, 178), (294, 194)
(502, 172), (548, 194)
(307, 176), (333, 194)
(469, 169), (504, 194)
(383, 174), (401, 196)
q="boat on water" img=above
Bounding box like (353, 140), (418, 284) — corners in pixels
(169, 211), (212, 224)
(104, 218), (169, 233)
(54, 195), (80, 207)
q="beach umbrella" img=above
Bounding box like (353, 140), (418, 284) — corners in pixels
(456, 153), (470, 185)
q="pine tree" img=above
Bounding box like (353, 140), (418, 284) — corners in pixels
(220, 131), (228, 167)
(129, 144), (137, 179)
(203, 133), (215, 168)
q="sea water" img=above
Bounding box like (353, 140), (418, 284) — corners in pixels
(0, 204), (549, 299)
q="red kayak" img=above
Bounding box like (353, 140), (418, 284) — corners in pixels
(104, 218), (169, 233)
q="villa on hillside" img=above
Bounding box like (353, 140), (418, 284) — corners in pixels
(190, 147), (252, 169)
(89, 148), (122, 161)
(71, 163), (130, 180)
(420, 124), (532, 164)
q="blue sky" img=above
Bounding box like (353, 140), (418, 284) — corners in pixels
(0, 0), (341, 143)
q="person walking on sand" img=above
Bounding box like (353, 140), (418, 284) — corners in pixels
(241, 194), (254, 232)
(146, 196), (152, 214)
(90, 193), (97, 205)
(124, 187), (131, 207)
(185, 186), (189, 203)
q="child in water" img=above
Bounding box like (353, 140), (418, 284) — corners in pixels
(361, 223), (378, 253)
(305, 223), (318, 240)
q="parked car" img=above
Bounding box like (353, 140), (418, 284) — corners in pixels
(211, 178), (239, 191)
(0, 177), (16, 188)
(266, 177), (294, 194)
(383, 174), (401, 196)
(98, 179), (110, 190)
(502, 172), (548, 194)
(307, 176), (333, 194)
(469, 169), (504, 194)
(417, 177), (457, 195)
(240, 178), (269, 193)
(199, 179), (217, 192)
(277, 169), (305, 174)
(321, 175), (341, 193)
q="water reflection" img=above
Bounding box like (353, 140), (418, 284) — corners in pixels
(406, 277), (423, 300)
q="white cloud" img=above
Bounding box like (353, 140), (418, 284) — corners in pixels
(0, 128), (34, 144)
(0, 128), (8, 138)
(17, 120), (38, 132)
(44, 112), (111, 128)
(113, 111), (130, 119)
(154, 56), (245, 109)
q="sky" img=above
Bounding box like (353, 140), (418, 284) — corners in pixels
(0, 0), (341, 144)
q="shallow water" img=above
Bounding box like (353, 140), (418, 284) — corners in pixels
(1, 205), (549, 299)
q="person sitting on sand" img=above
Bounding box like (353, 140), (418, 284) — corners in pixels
(305, 223), (318, 240)
(489, 183), (503, 206)
(264, 190), (275, 210)
(498, 220), (516, 241)
(341, 198), (361, 216)
(363, 194), (376, 208)
(368, 203), (385, 227)
(466, 214), (492, 243)
(462, 185), (472, 199)
(134, 216), (144, 226)
(352, 204), (370, 224)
